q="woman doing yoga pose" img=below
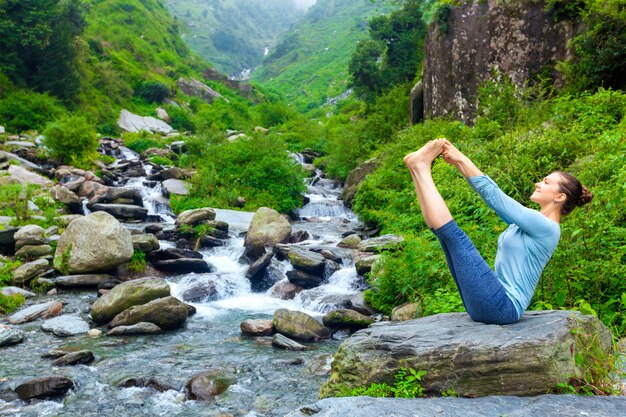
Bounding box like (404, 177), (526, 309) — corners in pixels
(404, 139), (593, 324)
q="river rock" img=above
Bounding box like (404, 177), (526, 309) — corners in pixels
(117, 109), (173, 134)
(50, 185), (83, 214)
(132, 234), (160, 252)
(8, 165), (54, 186)
(287, 396), (626, 417)
(12, 258), (50, 284)
(15, 244), (54, 259)
(54, 211), (134, 274)
(91, 277), (171, 324)
(288, 247), (326, 276)
(55, 274), (115, 288)
(161, 179), (190, 196)
(107, 322), (162, 336)
(245, 252), (274, 280)
(88, 187), (143, 208)
(1, 286), (36, 298)
(41, 315), (90, 337)
(78, 180), (108, 198)
(118, 376), (181, 392)
(14, 225), (45, 248)
(337, 234), (362, 249)
(180, 278), (218, 303)
(270, 280), (303, 300)
(175, 208), (216, 226)
(146, 247), (203, 262)
(109, 296), (188, 330)
(91, 203), (148, 221)
(56, 214), (83, 226)
(185, 368), (235, 401)
(273, 333), (308, 351)
(51, 350), (94, 366)
(14, 376), (74, 400)
(357, 234), (404, 252)
(244, 207), (291, 248)
(152, 258), (215, 274)
(142, 147), (177, 160)
(339, 158), (379, 208)
(273, 309), (331, 342)
(240, 319), (274, 336)
(320, 311), (613, 398)
(7, 301), (63, 324)
(322, 309), (374, 331)
(355, 254), (381, 276)
(286, 269), (324, 289)
(0, 328), (25, 347)
(391, 302), (422, 321)
(346, 292), (376, 316)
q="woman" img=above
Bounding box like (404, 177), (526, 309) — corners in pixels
(403, 139), (593, 324)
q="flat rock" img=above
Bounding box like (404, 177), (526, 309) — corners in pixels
(8, 165), (54, 186)
(272, 333), (308, 351)
(51, 350), (94, 366)
(152, 258), (215, 274)
(14, 376), (74, 400)
(107, 322), (162, 336)
(1, 286), (36, 298)
(240, 319), (274, 336)
(357, 234), (404, 252)
(273, 309), (331, 342)
(12, 258), (50, 284)
(117, 109), (173, 134)
(320, 311), (613, 398)
(109, 296), (188, 330)
(7, 301), (63, 324)
(91, 203), (148, 221)
(0, 327), (25, 347)
(55, 274), (115, 288)
(286, 396), (626, 417)
(41, 315), (90, 337)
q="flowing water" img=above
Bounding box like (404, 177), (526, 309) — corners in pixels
(0, 149), (364, 416)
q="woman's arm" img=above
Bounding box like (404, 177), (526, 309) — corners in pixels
(441, 139), (483, 178)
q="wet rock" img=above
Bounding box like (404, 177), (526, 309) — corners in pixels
(41, 315), (90, 337)
(319, 249), (345, 264)
(240, 319), (275, 336)
(320, 311), (613, 398)
(245, 252), (274, 280)
(88, 187), (144, 208)
(180, 279), (218, 303)
(244, 207), (291, 248)
(109, 296), (188, 330)
(272, 333), (308, 351)
(14, 376), (74, 400)
(357, 234), (404, 253)
(337, 234), (362, 249)
(132, 234), (160, 252)
(91, 203), (148, 221)
(1, 286), (36, 298)
(77, 180), (108, 199)
(107, 322), (162, 336)
(51, 350), (94, 366)
(322, 309), (375, 331)
(272, 243), (291, 261)
(53, 211), (133, 274)
(91, 277), (171, 324)
(55, 274), (115, 288)
(0, 327), (25, 347)
(7, 301), (63, 324)
(199, 235), (226, 248)
(347, 292), (377, 316)
(273, 309), (331, 342)
(185, 368), (236, 401)
(119, 376), (181, 392)
(289, 230), (310, 243)
(391, 302), (422, 322)
(270, 280), (303, 300)
(87, 329), (102, 337)
(288, 247), (326, 276)
(175, 208), (216, 226)
(239, 240), (266, 264)
(146, 247), (203, 262)
(355, 254), (381, 276)
(152, 258), (215, 274)
(286, 269), (324, 289)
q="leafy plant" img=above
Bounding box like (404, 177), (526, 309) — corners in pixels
(349, 368), (426, 398)
(0, 293), (25, 315)
(0, 259), (23, 287)
(128, 251), (147, 273)
(43, 114), (99, 168)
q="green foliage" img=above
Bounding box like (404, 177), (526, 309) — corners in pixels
(0, 259), (23, 287)
(42, 114), (99, 168)
(122, 132), (163, 154)
(0, 293), (25, 315)
(0, 90), (65, 132)
(128, 251), (147, 273)
(349, 368), (426, 398)
(136, 80), (170, 104)
(0, 184), (37, 222)
(30, 277), (54, 293)
(149, 156), (175, 166)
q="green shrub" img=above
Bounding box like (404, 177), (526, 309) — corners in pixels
(43, 114), (99, 168)
(148, 156), (175, 166)
(0, 183), (37, 222)
(0, 90), (65, 132)
(0, 293), (25, 314)
(128, 251), (147, 273)
(0, 259), (23, 286)
(349, 368), (426, 398)
(136, 80), (170, 103)
(122, 132), (162, 154)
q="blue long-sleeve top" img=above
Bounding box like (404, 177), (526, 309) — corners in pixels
(467, 175), (561, 319)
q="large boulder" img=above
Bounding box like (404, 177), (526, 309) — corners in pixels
(53, 211), (134, 274)
(177, 78), (223, 104)
(339, 158), (379, 208)
(109, 296), (188, 330)
(273, 309), (331, 342)
(244, 207), (291, 248)
(91, 277), (171, 324)
(117, 109), (173, 134)
(320, 311), (613, 398)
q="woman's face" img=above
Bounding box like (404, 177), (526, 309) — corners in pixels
(530, 172), (566, 206)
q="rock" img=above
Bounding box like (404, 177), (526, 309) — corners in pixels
(14, 376), (74, 400)
(239, 240), (266, 264)
(245, 252), (274, 280)
(340, 158), (379, 208)
(289, 230), (310, 244)
(117, 109), (173, 134)
(175, 208), (216, 226)
(91, 277), (171, 324)
(177, 78), (223, 104)
(8, 165), (54, 186)
(240, 319), (274, 336)
(12, 258), (50, 284)
(118, 376), (181, 392)
(15, 244), (54, 259)
(132, 234), (160, 252)
(244, 207), (291, 248)
(270, 280), (303, 300)
(1, 286), (35, 298)
(159, 167), (184, 180)
(162, 178), (190, 196)
(357, 234), (404, 252)
(156, 107), (170, 121)
(109, 296), (188, 330)
(273, 309), (331, 342)
(180, 278), (218, 303)
(152, 258), (215, 274)
(319, 311), (614, 398)
(0, 126), (4, 134)
(286, 396), (626, 417)
(41, 315), (90, 337)
(14, 225), (45, 248)
(0, 227), (18, 253)
(88, 187), (143, 208)
(322, 309), (375, 331)
(146, 247), (203, 262)
(91, 203), (148, 221)
(77, 180), (108, 199)
(107, 322), (162, 336)
(185, 368), (235, 401)
(55, 274), (115, 288)
(346, 292), (377, 316)
(337, 234), (362, 249)
(288, 247), (326, 276)
(56, 214), (83, 226)
(50, 185), (83, 214)
(286, 269), (324, 289)
(142, 147), (177, 160)
(169, 141), (186, 154)
(355, 254), (380, 276)
(0, 327), (25, 347)
(7, 301), (63, 324)
(391, 302), (422, 321)
(51, 350), (94, 366)
(53, 211), (134, 274)
(87, 329), (102, 337)
(273, 333), (308, 351)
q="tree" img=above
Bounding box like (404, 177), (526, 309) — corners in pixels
(349, 39), (385, 99)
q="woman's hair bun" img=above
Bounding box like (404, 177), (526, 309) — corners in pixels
(577, 186), (593, 207)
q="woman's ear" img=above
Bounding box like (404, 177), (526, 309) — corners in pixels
(554, 192), (566, 204)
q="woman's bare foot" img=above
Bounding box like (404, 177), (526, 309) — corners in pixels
(404, 139), (444, 171)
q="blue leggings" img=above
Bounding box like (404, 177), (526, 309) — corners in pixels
(432, 220), (520, 325)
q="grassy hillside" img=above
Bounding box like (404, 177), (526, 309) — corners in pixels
(252, 0), (398, 112)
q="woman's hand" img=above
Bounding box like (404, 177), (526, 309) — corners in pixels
(441, 139), (466, 165)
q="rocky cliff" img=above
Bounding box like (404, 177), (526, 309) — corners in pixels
(420, 0), (579, 124)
